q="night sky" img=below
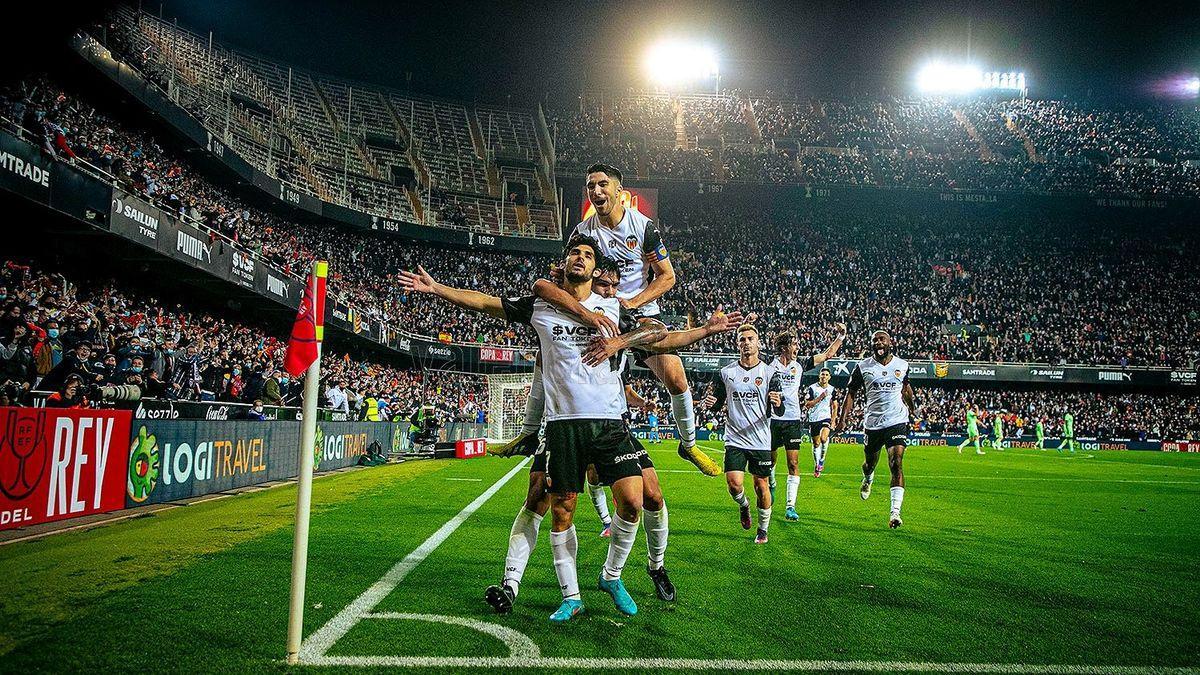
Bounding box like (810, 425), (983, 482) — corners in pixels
(11, 1), (1200, 102)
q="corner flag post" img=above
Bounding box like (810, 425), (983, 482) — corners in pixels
(286, 260), (327, 665)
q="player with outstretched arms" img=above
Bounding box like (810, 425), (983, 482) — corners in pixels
(835, 330), (914, 529)
(703, 324), (783, 544)
(534, 162), (721, 478)
(766, 328), (845, 522)
(401, 241), (746, 620)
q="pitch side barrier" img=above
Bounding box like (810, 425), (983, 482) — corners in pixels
(0, 407), (441, 532)
(630, 426), (1172, 452)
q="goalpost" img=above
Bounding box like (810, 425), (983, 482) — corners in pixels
(485, 371), (535, 442)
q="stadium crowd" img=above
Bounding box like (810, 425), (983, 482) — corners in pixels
(0, 259), (485, 423)
(4, 78), (1200, 373)
(551, 94), (1200, 196)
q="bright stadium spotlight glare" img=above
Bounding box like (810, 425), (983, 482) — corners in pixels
(916, 62), (984, 94)
(1186, 77), (1200, 96)
(645, 40), (719, 90)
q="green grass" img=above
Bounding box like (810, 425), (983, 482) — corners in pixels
(1, 442), (1198, 672)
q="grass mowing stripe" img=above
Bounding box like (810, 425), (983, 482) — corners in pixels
(299, 457), (532, 663)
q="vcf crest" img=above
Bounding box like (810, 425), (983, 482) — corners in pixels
(0, 409), (48, 500)
(934, 362), (950, 378)
(625, 235), (638, 250)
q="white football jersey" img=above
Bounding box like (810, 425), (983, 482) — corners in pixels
(503, 293), (631, 422)
(805, 383), (836, 422)
(571, 206), (669, 316)
(768, 356), (814, 421)
(847, 355), (911, 431)
(713, 359), (775, 451)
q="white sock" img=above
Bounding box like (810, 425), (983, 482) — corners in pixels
(670, 390), (697, 446)
(864, 471), (875, 483)
(890, 486), (905, 515)
(758, 507), (772, 532)
(550, 526), (580, 600)
(732, 491), (750, 507)
(520, 367), (545, 436)
(819, 442), (828, 464)
(786, 475), (800, 508)
(643, 505), (668, 570)
(813, 445), (821, 466)
(768, 466), (777, 490)
(502, 507), (543, 595)
(587, 482), (611, 525)
(602, 514), (640, 581)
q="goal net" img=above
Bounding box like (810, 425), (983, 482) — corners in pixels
(486, 371), (535, 442)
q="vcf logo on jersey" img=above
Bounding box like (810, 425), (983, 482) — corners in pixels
(0, 408), (131, 530)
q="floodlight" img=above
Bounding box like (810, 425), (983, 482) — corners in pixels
(645, 41), (718, 88)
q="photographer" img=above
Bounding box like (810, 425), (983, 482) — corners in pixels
(45, 373), (88, 409)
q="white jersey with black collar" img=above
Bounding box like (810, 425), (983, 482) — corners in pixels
(571, 206), (669, 316)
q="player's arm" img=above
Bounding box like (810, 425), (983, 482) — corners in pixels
(830, 396), (839, 423)
(580, 316), (668, 367)
(835, 365), (863, 432)
(641, 309), (751, 353)
(701, 376), (728, 411)
(802, 387), (826, 409)
(808, 322), (848, 367)
(902, 378), (915, 416)
(623, 221), (674, 310)
(532, 277), (618, 336)
(624, 384), (648, 409)
(398, 266), (505, 319)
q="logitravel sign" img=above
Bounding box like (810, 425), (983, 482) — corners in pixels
(0, 408), (131, 530)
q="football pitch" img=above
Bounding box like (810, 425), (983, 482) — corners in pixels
(2, 442), (1199, 673)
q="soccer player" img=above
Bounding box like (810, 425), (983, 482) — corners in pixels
(835, 330), (913, 529)
(767, 326), (846, 522)
(1058, 411), (1076, 453)
(537, 162), (720, 477)
(956, 404), (985, 455)
(992, 412), (1006, 450)
(400, 235), (662, 621)
(702, 324), (783, 544)
(1035, 417), (1046, 450)
(804, 368), (838, 478)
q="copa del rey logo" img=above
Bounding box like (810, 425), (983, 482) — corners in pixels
(0, 409), (130, 530)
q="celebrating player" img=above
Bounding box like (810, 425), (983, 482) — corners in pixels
(535, 162), (720, 477)
(804, 368), (838, 478)
(766, 328), (845, 522)
(957, 404), (985, 455)
(835, 330), (914, 529)
(703, 324), (782, 544)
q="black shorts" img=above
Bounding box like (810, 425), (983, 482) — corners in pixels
(630, 434), (656, 472)
(544, 419), (644, 494)
(770, 420), (807, 451)
(630, 311), (679, 368)
(723, 445), (774, 478)
(864, 423), (908, 455)
(808, 420), (832, 438)
(531, 437), (548, 473)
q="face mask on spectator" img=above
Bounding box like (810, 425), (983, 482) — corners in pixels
(47, 329), (59, 338)
(131, 366), (143, 373)
(254, 405), (263, 412)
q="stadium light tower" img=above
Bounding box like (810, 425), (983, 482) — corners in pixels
(916, 61), (1027, 98)
(645, 40), (720, 93)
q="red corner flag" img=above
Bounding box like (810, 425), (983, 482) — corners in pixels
(284, 261), (327, 377)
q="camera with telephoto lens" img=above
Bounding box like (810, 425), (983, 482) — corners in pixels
(89, 383), (143, 403)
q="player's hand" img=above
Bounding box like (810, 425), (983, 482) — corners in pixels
(701, 394), (717, 409)
(581, 335), (623, 367)
(618, 297), (637, 311)
(397, 266), (436, 294)
(581, 309), (619, 338)
(703, 309), (748, 334)
(769, 391), (782, 407)
(834, 321), (847, 335)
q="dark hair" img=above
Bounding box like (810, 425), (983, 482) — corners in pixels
(563, 232), (616, 281)
(774, 332), (796, 352)
(585, 163), (622, 183)
(596, 255), (621, 279)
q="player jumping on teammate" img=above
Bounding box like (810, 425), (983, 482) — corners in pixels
(836, 330), (914, 529)
(534, 163), (720, 477)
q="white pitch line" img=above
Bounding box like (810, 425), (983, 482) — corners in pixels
(445, 477), (484, 482)
(299, 457), (531, 662)
(365, 612), (540, 659)
(304, 654), (1199, 673)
